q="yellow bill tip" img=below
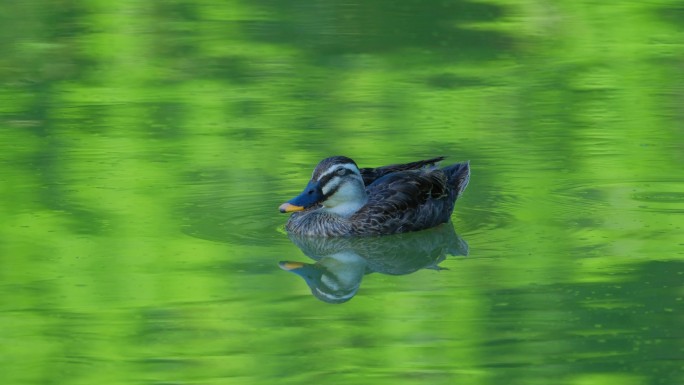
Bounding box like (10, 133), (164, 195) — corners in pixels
(279, 261), (305, 270)
(279, 202), (304, 213)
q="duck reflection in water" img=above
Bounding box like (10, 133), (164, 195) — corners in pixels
(279, 223), (468, 303)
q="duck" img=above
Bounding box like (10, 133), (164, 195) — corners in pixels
(278, 156), (470, 236)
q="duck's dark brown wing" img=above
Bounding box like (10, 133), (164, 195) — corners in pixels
(359, 156), (445, 186)
(350, 169), (454, 235)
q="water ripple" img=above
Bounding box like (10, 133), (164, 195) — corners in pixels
(551, 179), (684, 214)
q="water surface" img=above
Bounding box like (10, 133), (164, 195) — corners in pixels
(1, 1), (683, 385)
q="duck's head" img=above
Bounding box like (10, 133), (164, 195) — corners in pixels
(279, 156), (368, 217)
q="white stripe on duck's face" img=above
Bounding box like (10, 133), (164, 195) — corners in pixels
(316, 163), (361, 181)
(316, 163), (367, 217)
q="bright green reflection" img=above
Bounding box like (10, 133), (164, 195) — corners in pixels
(1, 1), (683, 385)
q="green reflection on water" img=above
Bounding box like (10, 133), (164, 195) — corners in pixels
(1, 1), (683, 385)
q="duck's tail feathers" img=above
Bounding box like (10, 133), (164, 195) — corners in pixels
(444, 161), (470, 198)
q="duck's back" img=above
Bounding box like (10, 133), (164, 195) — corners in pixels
(350, 161), (470, 235)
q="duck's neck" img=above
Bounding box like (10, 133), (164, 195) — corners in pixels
(321, 182), (368, 218)
(323, 199), (367, 217)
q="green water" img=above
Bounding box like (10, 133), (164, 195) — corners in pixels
(1, 1), (683, 384)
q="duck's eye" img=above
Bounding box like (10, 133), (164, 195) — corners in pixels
(335, 168), (347, 176)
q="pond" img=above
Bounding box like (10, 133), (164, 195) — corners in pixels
(1, 1), (682, 384)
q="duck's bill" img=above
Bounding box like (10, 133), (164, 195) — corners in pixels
(279, 180), (324, 213)
(278, 261), (305, 270)
(279, 202), (304, 213)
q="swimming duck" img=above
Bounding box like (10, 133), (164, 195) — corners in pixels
(279, 156), (470, 236)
